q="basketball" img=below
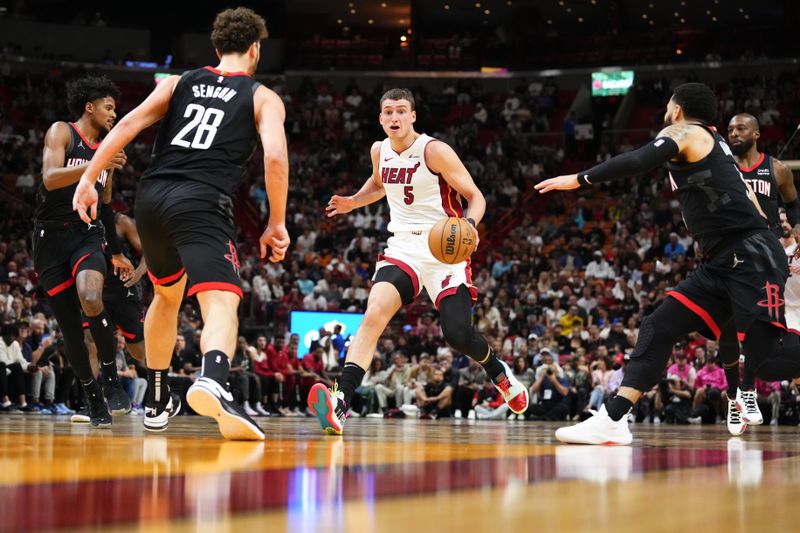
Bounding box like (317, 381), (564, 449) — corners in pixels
(428, 217), (476, 264)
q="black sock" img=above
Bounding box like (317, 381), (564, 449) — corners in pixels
(723, 364), (739, 397)
(338, 362), (365, 407)
(86, 310), (118, 384)
(741, 364), (756, 391)
(201, 350), (230, 387)
(81, 379), (103, 403)
(146, 368), (170, 405)
(605, 395), (634, 421)
(481, 350), (506, 381)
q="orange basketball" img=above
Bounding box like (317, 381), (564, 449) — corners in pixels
(428, 217), (477, 264)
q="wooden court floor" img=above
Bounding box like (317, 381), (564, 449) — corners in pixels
(1, 414), (799, 533)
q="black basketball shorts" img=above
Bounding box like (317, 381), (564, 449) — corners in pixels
(135, 178), (243, 298)
(668, 231), (789, 342)
(33, 221), (107, 297)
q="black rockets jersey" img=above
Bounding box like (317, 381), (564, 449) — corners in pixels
(666, 123), (768, 258)
(739, 152), (780, 234)
(141, 67), (262, 197)
(34, 123), (109, 223)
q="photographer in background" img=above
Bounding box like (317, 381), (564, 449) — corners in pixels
(529, 355), (569, 421)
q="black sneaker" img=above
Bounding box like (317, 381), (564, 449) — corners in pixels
(103, 379), (132, 416)
(186, 377), (265, 440)
(88, 396), (112, 428)
(70, 407), (90, 423)
(144, 393), (180, 432)
(167, 392), (182, 418)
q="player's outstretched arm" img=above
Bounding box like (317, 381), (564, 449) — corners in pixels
(535, 128), (685, 193)
(326, 141), (386, 217)
(425, 140), (486, 226)
(73, 75), (179, 222)
(255, 86), (290, 262)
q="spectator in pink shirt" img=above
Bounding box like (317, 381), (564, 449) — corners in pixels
(692, 356), (727, 423)
(666, 352), (696, 389)
(755, 378), (781, 426)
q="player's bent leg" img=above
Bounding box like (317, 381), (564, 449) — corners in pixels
(555, 297), (706, 445)
(143, 275), (186, 432)
(76, 265), (131, 415)
(186, 289), (263, 441)
(309, 279), (403, 436)
(439, 285), (529, 414)
(48, 286), (111, 428)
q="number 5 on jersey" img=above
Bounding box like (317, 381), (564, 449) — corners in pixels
(171, 104), (225, 150)
(403, 185), (414, 205)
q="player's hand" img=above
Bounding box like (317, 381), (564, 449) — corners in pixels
(123, 264), (147, 288)
(259, 223), (290, 263)
(111, 254), (135, 277)
(106, 150), (127, 171)
(326, 195), (356, 217)
(534, 174), (580, 194)
(465, 219), (480, 249)
(791, 263), (800, 276)
(73, 179), (99, 223)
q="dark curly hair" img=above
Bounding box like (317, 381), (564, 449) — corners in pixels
(66, 75), (120, 119)
(672, 82), (718, 124)
(211, 7), (268, 54)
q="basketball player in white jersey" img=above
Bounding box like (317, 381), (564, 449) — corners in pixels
(307, 88), (529, 434)
(779, 209), (800, 332)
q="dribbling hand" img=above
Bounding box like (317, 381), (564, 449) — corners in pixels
(73, 179), (99, 224)
(326, 195), (355, 217)
(534, 174), (580, 194)
(260, 223), (290, 263)
(111, 254), (135, 278)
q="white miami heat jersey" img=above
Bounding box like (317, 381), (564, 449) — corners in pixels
(785, 242), (800, 330)
(378, 134), (463, 233)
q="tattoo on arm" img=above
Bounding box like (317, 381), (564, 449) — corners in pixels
(658, 123), (693, 143)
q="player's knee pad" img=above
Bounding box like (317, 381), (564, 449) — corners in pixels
(374, 265), (416, 305)
(623, 315), (673, 392)
(717, 322), (741, 366)
(439, 286), (489, 359)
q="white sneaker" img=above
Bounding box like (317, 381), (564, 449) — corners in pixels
(244, 402), (258, 417)
(736, 388), (763, 425)
(653, 416), (661, 425)
(255, 402), (270, 416)
(467, 410), (476, 420)
(454, 409), (463, 419)
(727, 399), (747, 436)
(554, 405), (633, 445)
(688, 416), (702, 425)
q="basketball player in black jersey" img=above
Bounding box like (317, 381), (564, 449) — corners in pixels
(712, 113), (800, 434)
(36, 76), (134, 427)
(73, 8), (289, 440)
(537, 83), (800, 445)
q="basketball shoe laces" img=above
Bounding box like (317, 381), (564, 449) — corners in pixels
(329, 382), (347, 423)
(729, 402), (743, 425)
(741, 390), (758, 414)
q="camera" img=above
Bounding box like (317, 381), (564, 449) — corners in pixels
(546, 368), (553, 376)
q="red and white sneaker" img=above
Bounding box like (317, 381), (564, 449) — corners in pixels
(555, 405), (633, 445)
(492, 360), (530, 414)
(736, 388), (763, 425)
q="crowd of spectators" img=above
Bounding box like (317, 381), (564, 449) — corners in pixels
(1, 60), (800, 423)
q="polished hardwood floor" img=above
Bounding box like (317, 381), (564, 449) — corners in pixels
(1, 413), (799, 532)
